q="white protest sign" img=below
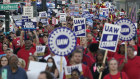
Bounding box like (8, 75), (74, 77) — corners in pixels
(64, 64), (83, 79)
(60, 13), (66, 23)
(23, 6), (33, 19)
(36, 46), (46, 56)
(100, 8), (109, 17)
(99, 23), (121, 52)
(39, 11), (47, 18)
(27, 61), (47, 79)
(3, 0), (10, 4)
(73, 18), (86, 37)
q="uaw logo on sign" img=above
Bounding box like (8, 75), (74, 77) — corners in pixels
(73, 18), (86, 37)
(99, 23), (121, 52)
(48, 27), (77, 56)
(115, 19), (136, 41)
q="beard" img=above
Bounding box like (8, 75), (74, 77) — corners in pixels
(9, 62), (18, 70)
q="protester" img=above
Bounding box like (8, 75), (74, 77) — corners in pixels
(0, 56), (9, 67)
(86, 43), (99, 63)
(44, 52), (67, 79)
(1, 43), (9, 54)
(45, 57), (59, 78)
(67, 49), (93, 79)
(91, 50), (109, 79)
(38, 71), (53, 79)
(71, 69), (84, 79)
(119, 46), (140, 79)
(17, 31), (37, 69)
(18, 58), (26, 69)
(104, 58), (128, 79)
(107, 43), (125, 65)
(0, 55), (28, 79)
(5, 48), (14, 59)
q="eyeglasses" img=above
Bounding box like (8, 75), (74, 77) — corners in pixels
(1, 60), (8, 62)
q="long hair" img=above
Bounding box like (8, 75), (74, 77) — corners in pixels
(0, 56), (9, 68)
(45, 57), (57, 74)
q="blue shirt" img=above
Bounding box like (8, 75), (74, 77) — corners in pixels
(0, 66), (28, 79)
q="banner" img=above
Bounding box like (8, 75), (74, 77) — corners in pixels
(40, 18), (48, 26)
(64, 64), (83, 79)
(100, 8), (109, 17)
(22, 22), (36, 31)
(39, 11), (47, 18)
(15, 20), (22, 27)
(23, 6), (33, 19)
(73, 18), (86, 37)
(86, 19), (93, 27)
(60, 13), (66, 23)
(36, 46), (46, 56)
(99, 23), (121, 52)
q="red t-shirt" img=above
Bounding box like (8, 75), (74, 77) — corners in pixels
(86, 52), (96, 63)
(107, 52), (125, 65)
(123, 56), (140, 79)
(0, 51), (5, 55)
(12, 37), (20, 50)
(17, 46), (36, 70)
(104, 72), (128, 79)
(0, 43), (2, 52)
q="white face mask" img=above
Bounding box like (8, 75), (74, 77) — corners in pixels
(47, 63), (53, 67)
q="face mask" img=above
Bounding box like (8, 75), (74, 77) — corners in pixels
(47, 63), (53, 67)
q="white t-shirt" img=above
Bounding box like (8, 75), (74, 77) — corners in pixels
(44, 55), (67, 79)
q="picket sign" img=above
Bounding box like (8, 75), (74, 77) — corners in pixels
(100, 8), (109, 17)
(64, 64), (83, 79)
(36, 46), (46, 56)
(60, 13), (66, 23)
(48, 27), (77, 78)
(23, 6), (33, 19)
(98, 23), (121, 79)
(115, 19), (136, 59)
(39, 11), (47, 18)
(73, 18), (86, 37)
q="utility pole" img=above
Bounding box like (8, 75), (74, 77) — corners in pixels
(42, 0), (47, 11)
(31, 0), (37, 17)
(5, 10), (9, 35)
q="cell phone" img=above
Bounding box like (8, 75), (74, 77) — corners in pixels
(2, 69), (7, 79)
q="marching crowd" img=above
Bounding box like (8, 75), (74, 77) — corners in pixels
(0, 1), (140, 79)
